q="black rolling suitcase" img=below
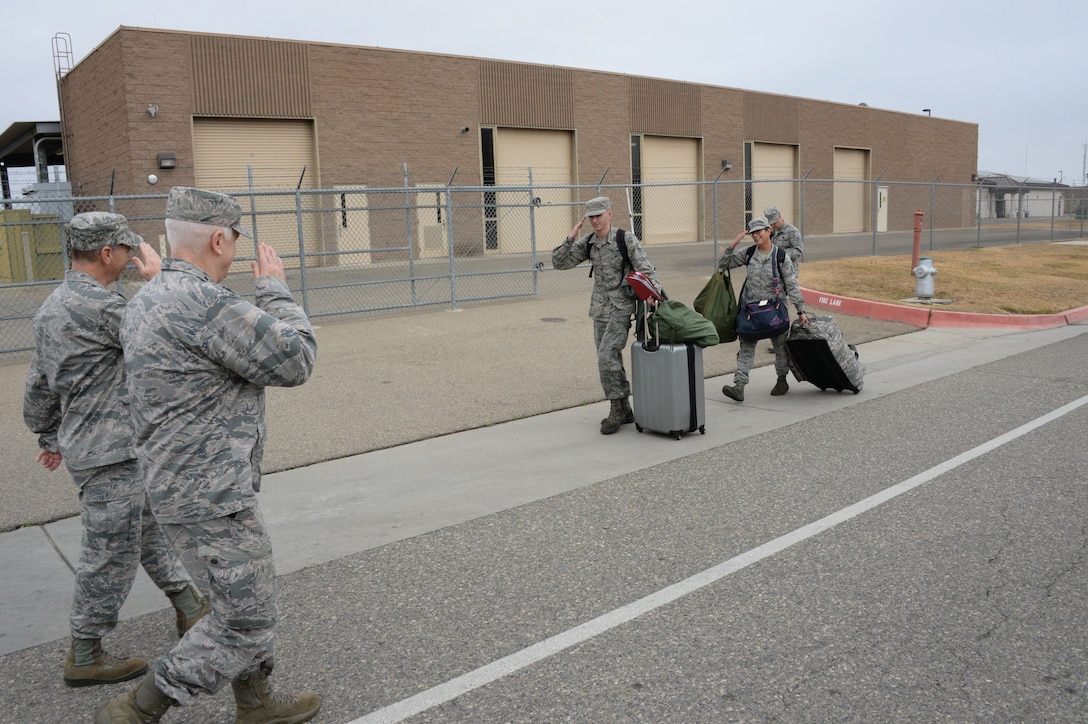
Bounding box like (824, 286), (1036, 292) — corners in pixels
(785, 315), (864, 394)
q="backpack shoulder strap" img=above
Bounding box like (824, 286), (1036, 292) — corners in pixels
(615, 228), (632, 273)
(744, 244), (786, 265)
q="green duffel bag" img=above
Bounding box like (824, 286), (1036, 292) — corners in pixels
(649, 299), (720, 347)
(693, 269), (739, 343)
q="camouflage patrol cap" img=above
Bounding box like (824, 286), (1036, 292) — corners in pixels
(67, 212), (143, 252)
(763, 205), (781, 223)
(584, 196), (611, 216)
(747, 216), (771, 233)
(166, 186), (252, 237)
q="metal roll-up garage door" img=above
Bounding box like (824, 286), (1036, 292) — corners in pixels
(750, 142), (797, 222)
(494, 128), (574, 254)
(192, 118), (320, 266)
(833, 147), (869, 233)
(641, 136), (700, 244)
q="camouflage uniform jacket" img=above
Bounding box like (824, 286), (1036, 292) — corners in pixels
(718, 244), (806, 313)
(551, 227), (658, 321)
(771, 222), (804, 265)
(23, 269), (137, 471)
(120, 259), (317, 524)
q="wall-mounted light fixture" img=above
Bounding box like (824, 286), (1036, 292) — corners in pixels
(922, 108), (931, 116)
(156, 153), (177, 170)
(147, 104), (159, 117)
(721, 160), (733, 171)
(460, 126), (470, 133)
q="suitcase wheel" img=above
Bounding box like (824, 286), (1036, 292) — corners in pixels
(672, 432), (682, 441)
(635, 423), (644, 433)
(699, 425), (706, 435)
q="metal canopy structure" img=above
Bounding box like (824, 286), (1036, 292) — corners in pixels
(0, 121), (64, 198)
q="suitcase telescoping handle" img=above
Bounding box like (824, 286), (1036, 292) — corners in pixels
(636, 299), (659, 352)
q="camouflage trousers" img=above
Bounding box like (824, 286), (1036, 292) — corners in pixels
(154, 506), (277, 705)
(69, 460), (193, 640)
(593, 310), (634, 400)
(733, 332), (790, 385)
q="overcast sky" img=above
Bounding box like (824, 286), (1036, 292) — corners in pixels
(4, 0), (1085, 185)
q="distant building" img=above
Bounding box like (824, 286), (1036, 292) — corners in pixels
(976, 172), (1073, 219)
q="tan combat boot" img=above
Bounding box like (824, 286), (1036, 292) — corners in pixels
(600, 399), (625, 435)
(232, 661), (321, 724)
(722, 382), (745, 402)
(93, 672), (174, 723)
(64, 638), (147, 687)
(168, 584), (211, 636)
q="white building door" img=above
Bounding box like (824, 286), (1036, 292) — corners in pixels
(414, 184), (448, 259)
(641, 135), (700, 243)
(334, 185), (372, 264)
(192, 118), (319, 268)
(833, 147), (869, 233)
(750, 142), (797, 222)
(494, 128), (574, 254)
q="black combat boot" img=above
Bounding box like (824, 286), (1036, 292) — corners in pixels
(770, 376), (789, 396)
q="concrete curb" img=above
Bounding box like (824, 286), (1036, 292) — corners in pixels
(801, 288), (1088, 330)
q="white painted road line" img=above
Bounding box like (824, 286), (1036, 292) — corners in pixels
(351, 395), (1088, 724)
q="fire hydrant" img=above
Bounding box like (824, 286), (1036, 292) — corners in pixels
(912, 256), (937, 299)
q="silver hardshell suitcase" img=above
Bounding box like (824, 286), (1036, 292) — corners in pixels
(630, 339), (706, 440)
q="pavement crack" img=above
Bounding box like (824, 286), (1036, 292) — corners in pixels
(40, 524), (76, 574)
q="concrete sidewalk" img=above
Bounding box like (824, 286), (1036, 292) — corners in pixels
(0, 276), (912, 531)
(3, 321), (1083, 657)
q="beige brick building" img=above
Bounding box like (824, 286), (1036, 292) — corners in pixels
(57, 26), (978, 256)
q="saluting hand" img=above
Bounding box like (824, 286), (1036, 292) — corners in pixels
(566, 216), (586, 242)
(252, 243), (287, 282)
(131, 242), (162, 280)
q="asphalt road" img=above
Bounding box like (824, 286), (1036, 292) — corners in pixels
(3, 329), (1085, 722)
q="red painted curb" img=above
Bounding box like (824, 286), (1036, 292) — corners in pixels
(1065, 305), (1088, 324)
(801, 288), (1087, 330)
(928, 310), (1066, 329)
(801, 289), (931, 326)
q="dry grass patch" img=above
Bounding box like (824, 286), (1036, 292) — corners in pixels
(800, 243), (1088, 315)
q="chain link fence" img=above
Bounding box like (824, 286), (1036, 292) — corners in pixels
(2, 174), (1086, 356)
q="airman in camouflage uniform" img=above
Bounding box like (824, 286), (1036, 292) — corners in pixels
(95, 187), (321, 724)
(718, 216), (808, 401)
(764, 205), (804, 266)
(552, 196), (660, 434)
(23, 212), (209, 688)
